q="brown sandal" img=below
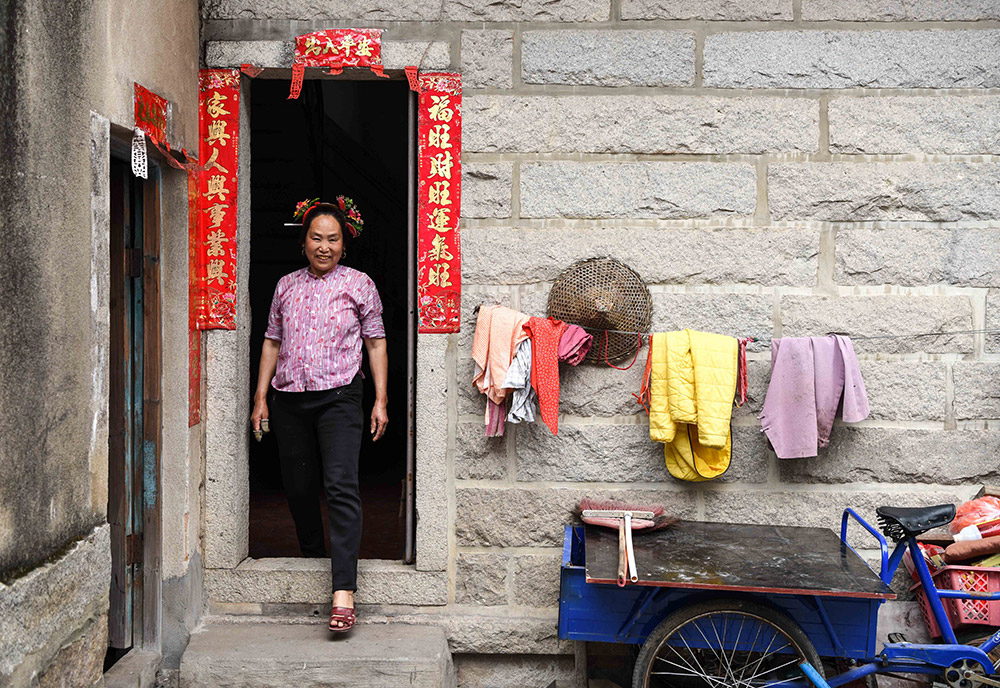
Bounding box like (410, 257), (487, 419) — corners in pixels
(329, 606), (356, 633)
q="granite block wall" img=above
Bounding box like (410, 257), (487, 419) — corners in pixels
(202, 2), (1000, 683)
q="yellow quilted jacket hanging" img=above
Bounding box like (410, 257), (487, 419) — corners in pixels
(649, 330), (737, 482)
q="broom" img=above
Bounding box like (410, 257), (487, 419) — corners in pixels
(578, 497), (677, 587)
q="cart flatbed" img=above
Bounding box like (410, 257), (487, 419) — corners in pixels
(584, 520), (895, 600)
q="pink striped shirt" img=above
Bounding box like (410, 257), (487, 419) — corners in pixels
(265, 265), (385, 392)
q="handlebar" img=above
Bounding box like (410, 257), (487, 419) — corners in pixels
(841, 508), (889, 582)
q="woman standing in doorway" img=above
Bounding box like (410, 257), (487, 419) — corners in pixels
(251, 197), (388, 634)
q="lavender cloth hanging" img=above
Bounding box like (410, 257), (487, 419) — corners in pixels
(759, 335), (870, 459)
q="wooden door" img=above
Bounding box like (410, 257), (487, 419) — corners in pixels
(108, 158), (160, 650)
(109, 158), (142, 648)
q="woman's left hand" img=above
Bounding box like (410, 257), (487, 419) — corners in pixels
(370, 400), (388, 442)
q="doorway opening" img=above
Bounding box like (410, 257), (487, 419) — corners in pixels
(249, 78), (412, 562)
(106, 155), (162, 668)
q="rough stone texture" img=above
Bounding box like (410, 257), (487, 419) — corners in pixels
(559, 363), (647, 417)
(103, 649), (160, 688)
(516, 423), (664, 482)
(0, 526), (110, 681)
(522, 31), (694, 87)
(464, 95), (817, 154)
(732, 360), (770, 420)
(520, 162), (756, 220)
(206, 40), (292, 67)
(381, 40), (452, 71)
(462, 163), (513, 219)
(416, 334), (451, 572)
(455, 424), (509, 480)
(446, 613), (571, 654)
(954, 362), (1000, 420)
(989, 289), (1000, 354)
(705, 30), (1000, 89)
(512, 553), (564, 608)
(207, 37), (453, 70)
(456, 488), (698, 547)
(770, 163), (1000, 222)
(36, 615), (107, 688)
(204, 80), (252, 570)
(778, 428), (1000, 485)
(204, 559), (448, 605)
(835, 228), (1000, 288)
(515, 423), (767, 484)
(202, 0), (609, 21)
(803, 0), (1000, 21)
(860, 362), (947, 422)
(704, 490), (973, 547)
(86, 113), (113, 538)
(649, 293), (774, 353)
(461, 31), (513, 89)
(622, 0), (791, 19)
(455, 553), (509, 606)
(458, 286), (513, 353)
(462, 227), (818, 286)
(456, 653), (576, 687)
(181, 622), (454, 687)
(780, 295), (974, 354)
(829, 96), (1000, 155)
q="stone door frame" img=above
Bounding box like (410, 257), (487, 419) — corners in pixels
(201, 63), (450, 609)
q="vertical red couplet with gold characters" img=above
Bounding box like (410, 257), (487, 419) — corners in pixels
(196, 69), (240, 331)
(288, 29), (387, 99)
(417, 73), (462, 333)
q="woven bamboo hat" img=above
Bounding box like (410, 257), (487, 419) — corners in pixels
(546, 257), (652, 364)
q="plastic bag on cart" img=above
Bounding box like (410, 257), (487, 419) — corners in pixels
(951, 496), (1000, 534)
(903, 542), (945, 582)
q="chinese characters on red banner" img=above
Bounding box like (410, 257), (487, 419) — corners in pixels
(289, 29), (387, 99)
(417, 73), (462, 333)
(196, 69), (240, 331)
(134, 83), (168, 142)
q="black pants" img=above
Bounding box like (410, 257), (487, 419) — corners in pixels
(271, 376), (363, 591)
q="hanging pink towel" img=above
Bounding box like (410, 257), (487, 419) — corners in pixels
(759, 335), (870, 459)
(558, 325), (593, 366)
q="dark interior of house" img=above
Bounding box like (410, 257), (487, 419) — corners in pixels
(248, 77), (410, 561)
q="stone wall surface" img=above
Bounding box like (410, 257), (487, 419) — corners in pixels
(2, 0), (202, 684)
(200, 3), (1000, 684)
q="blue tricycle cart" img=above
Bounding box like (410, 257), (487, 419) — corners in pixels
(559, 504), (1000, 687)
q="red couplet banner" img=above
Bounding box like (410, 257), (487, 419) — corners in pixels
(195, 69), (241, 331)
(288, 29), (387, 99)
(416, 73), (462, 334)
(134, 82), (168, 142)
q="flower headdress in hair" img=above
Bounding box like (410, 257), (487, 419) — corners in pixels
(336, 195), (364, 238)
(291, 196), (365, 238)
(292, 198), (320, 223)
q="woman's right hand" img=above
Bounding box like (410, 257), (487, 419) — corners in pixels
(251, 397), (269, 432)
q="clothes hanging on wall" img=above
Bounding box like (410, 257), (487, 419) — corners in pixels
(648, 330), (738, 482)
(524, 317), (568, 435)
(759, 334), (869, 459)
(501, 338), (536, 424)
(472, 305), (531, 436)
(485, 399), (506, 437)
(558, 324), (593, 365)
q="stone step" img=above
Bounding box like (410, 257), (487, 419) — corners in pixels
(180, 621), (455, 688)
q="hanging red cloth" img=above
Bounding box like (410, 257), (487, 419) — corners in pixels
(736, 337), (753, 407)
(524, 317), (568, 435)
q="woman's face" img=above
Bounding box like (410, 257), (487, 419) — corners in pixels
(303, 214), (344, 275)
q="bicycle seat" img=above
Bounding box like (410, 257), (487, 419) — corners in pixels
(876, 504), (956, 542)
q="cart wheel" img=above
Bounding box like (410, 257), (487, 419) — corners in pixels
(632, 598), (824, 688)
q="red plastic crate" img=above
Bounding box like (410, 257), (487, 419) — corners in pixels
(912, 565), (1000, 638)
